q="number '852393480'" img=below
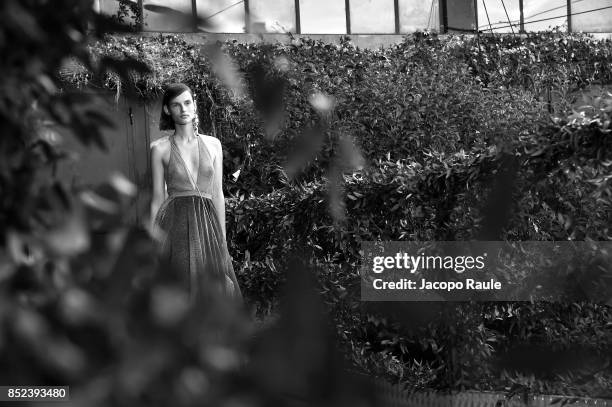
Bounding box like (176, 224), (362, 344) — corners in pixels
(4, 386), (68, 400)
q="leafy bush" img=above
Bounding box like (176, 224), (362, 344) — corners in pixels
(1, 2), (396, 406)
(55, 27), (612, 395)
(65, 31), (612, 194)
(226, 99), (612, 392)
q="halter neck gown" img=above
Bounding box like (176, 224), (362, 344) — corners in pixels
(154, 135), (243, 304)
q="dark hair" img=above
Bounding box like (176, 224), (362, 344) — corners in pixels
(159, 83), (195, 131)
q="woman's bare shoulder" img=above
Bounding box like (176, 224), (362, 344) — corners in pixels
(150, 136), (171, 153)
(150, 135), (170, 149)
(150, 137), (171, 165)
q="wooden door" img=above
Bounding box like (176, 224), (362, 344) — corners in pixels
(56, 91), (153, 227)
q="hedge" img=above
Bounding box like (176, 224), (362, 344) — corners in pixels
(57, 30), (612, 395)
(59, 31), (612, 196)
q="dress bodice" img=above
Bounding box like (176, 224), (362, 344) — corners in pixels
(164, 135), (215, 198)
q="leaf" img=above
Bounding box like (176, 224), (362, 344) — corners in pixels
(84, 110), (116, 129)
(309, 92), (336, 113)
(5, 1), (44, 40)
(201, 42), (246, 99)
(91, 13), (136, 36)
(529, 148), (546, 157)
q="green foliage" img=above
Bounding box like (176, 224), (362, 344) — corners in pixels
(9, 13), (612, 398)
(226, 103), (612, 393)
(1, 2), (393, 406)
(451, 30), (612, 96)
(0, 0), (149, 245)
(55, 32), (559, 193)
(110, 0), (143, 31)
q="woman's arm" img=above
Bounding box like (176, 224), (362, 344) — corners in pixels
(211, 137), (226, 239)
(150, 142), (166, 231)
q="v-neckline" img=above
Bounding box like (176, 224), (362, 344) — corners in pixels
(172, 135), (201, 190)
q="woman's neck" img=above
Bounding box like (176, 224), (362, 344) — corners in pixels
(173, 124), (197, 143)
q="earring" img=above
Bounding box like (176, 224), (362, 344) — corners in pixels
(193, 115), (199, 134)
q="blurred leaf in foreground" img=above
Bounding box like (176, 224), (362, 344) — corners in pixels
(244, 254), (381, 406)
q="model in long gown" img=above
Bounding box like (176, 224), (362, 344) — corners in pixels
(153, 134), (243, 304)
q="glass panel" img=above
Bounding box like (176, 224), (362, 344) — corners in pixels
(508, 0), (567, 32)
(300, 0), (346, 34)
(573, 0), (612, 33)
(447, 0), (476, 32)
(143, 0), (193, 32)
(350, 0), (395, 33)
(399, 0), (438, 33)
(478, 0), (521, 33)
(98, 0), (137, 25)
(250, 0), (296, 33)
(98, 0), (120, 15)
(196, 0), (246, 33)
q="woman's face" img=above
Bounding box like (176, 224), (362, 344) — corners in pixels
(164, 90), (196, 126)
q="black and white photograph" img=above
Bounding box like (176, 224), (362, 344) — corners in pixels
(0, 0), (611, 406)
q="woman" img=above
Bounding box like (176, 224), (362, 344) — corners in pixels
(150, 83), (243, 304)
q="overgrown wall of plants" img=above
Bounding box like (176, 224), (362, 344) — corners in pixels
(60, 31), (612, 395)
(63, 31), (612, 195)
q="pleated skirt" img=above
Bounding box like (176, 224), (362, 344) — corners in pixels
(154, 192), (243, 304)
